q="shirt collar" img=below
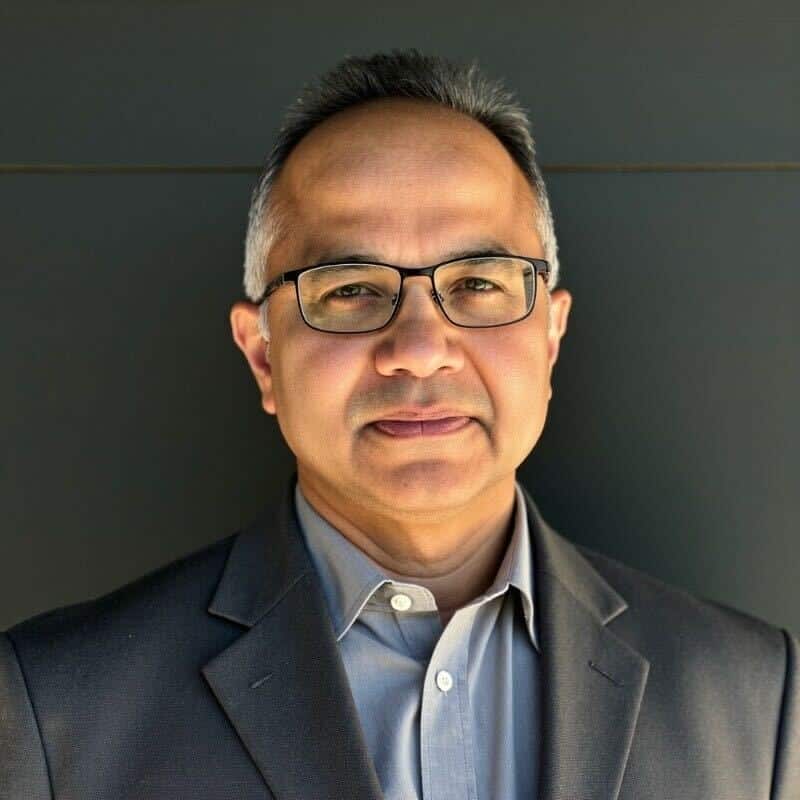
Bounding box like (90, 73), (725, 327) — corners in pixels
(294, 479), (538, 651)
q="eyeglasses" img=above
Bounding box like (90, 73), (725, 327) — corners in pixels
(255, 254), (550, 334)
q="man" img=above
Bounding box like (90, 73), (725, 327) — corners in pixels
(1, 48), (797, 800)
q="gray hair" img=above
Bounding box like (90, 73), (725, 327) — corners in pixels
(242, 48), (560, 343)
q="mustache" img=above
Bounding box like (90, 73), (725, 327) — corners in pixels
(353, 387), (489, 424)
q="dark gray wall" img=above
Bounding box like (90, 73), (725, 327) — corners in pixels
(2, 1), (798, 633)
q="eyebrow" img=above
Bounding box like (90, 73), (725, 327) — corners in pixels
(304, 239), (515, 267)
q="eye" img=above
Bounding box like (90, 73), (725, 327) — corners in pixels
(327, 284), (381, 299)
(453, 277), (501, 292)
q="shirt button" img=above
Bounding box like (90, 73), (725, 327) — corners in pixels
(436, 670), (453, 692)
(390, 593), (412, 611)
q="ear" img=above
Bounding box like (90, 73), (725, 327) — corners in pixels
(545, 288), (572, 397)
(229, 301), (276, 415)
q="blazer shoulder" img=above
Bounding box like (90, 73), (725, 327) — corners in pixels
(4, 531), (238, 663)
(1, 529), (252, 795)
(576, 542), (789, 664)
(575, 542), (800, 792)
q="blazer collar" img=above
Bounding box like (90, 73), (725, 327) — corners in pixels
(203, 471), (649, 800)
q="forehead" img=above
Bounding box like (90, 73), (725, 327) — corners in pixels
(269, 98), (539, 268)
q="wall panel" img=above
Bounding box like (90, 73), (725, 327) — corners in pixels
(2, 2), (797, 633)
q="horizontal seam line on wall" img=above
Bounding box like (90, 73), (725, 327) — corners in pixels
(0, 162), (799, 175)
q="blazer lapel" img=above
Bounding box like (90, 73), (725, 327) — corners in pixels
(521, 485), (650, 800)
(201, 474), (384, 800)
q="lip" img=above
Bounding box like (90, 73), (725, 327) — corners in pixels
(370, 416), (474, 438)
(371, 407), (472, 422)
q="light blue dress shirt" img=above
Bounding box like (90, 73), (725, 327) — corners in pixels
(294, 479), (541, 800)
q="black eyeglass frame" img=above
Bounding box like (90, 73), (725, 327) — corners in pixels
(254, 254), (550, 334)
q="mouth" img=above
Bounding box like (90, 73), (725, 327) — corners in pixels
(369, 416), (474, 438)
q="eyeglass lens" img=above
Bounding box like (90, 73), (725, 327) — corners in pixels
(296, 257), (536, 333)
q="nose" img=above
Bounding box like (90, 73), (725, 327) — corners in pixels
(373, 275), (464, 378)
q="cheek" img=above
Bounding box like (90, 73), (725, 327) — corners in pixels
(277, 334), (363, 427)
(482, 324), (550, 392)
(478, 328), (552, 448)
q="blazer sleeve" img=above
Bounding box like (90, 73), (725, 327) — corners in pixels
(772, 628), (800, 799)
(0, 632), (52, 800)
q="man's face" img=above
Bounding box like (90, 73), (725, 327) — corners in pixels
(231, 97), (571, 521)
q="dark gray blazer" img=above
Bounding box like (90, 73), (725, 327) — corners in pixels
(2, 473), (798, 799)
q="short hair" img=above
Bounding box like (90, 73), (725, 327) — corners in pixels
(242, 48), (560, 341)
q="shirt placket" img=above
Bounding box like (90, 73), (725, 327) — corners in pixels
(419, 603), (479, 800)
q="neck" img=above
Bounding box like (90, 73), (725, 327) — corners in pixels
(297, 469), (518, 616)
